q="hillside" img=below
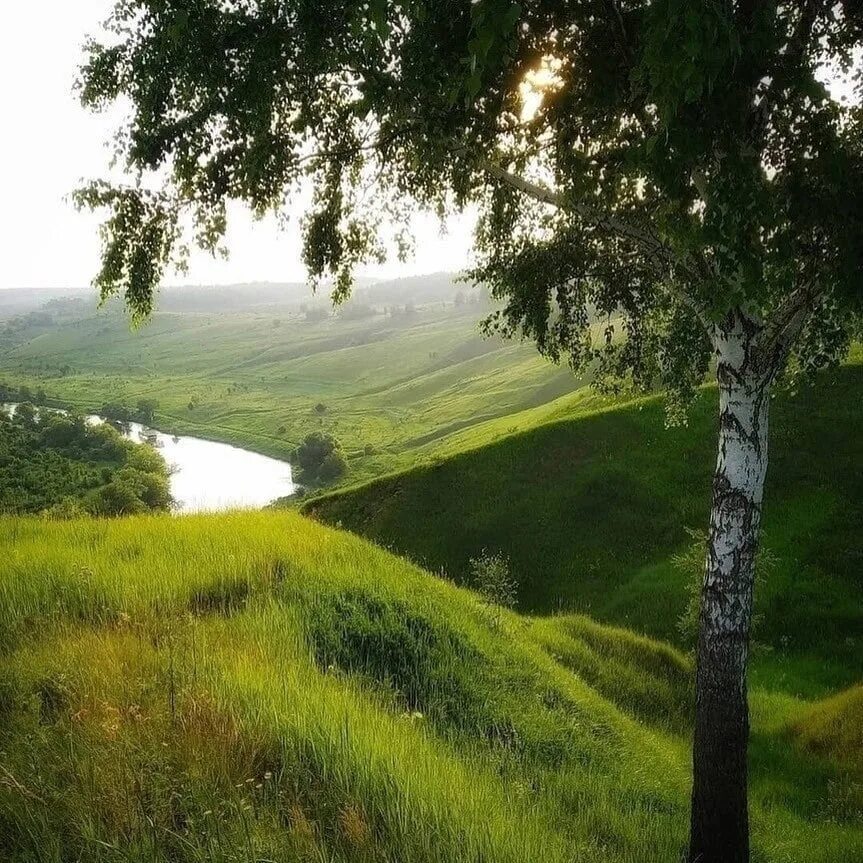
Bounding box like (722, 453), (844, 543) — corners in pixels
(307, 350), (863, 696)
(0, 283), (594, 484)
(0, 511), (859, 862)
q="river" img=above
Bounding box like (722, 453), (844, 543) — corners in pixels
(3, 404), (295, 512)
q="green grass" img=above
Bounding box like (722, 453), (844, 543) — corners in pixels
(0, 301), (596, 483)
(2, 292), (859, 859)
(307, 349), (863, 697)
(0, 510), (860, 862)
(790, 685), (863, 774)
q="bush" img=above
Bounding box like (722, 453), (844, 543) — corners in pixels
(88, 467), (172, 516)
(292, 432), (348, 486)
(318, 450), (349, 482)
(135, 398), (158, 423)
(469, 551), (518, 610)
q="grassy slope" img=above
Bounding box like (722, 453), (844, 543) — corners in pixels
(0, 303), (592, 483)
(0, 511), (859, 862)
(307, 349), (863, 697)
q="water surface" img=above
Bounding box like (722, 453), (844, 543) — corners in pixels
(115, 421), (295, 512)
(3, 403), (295, 512)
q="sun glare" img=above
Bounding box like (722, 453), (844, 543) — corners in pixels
(519, 57), (563, 122)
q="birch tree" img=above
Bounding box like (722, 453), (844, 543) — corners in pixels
(77, 2), (863, 860)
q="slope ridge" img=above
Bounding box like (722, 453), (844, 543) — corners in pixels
(306, 354), (863, 695)
(0, 511), (859, 862)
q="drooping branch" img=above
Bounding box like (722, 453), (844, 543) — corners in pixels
(476, 155), (714, 332)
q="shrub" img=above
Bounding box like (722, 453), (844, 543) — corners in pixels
(318, 450), (349, 483)
(292, 433), (348, 486)
(469, 551), (518, 610)
(135, 398), (158, 423)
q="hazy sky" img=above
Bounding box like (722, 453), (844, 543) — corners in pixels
(0, 2), (473, 290)
(2, 6), (857, 292)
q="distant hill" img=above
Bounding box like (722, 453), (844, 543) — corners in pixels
(0, 273), (459, 319)
(0, 280), (579, 481)
(0, 287), (91, 318)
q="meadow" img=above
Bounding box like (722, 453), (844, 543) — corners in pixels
(0, 511), (860, 862)
(308, 348), (863, 699)
(0, 285), (593, 484)
(1, 284), (860, 861)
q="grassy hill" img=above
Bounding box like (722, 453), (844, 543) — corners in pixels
(0, 288), (596, 484)
(307, 349), (863, 697)
(0, 511), (859, 862)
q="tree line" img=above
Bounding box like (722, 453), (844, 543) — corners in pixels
(0, 405), (172, 517)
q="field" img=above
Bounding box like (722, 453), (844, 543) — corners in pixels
(1, 511), (860, 862)
(2, 282), (860, 861)
(0, 282), (594, 484)
(307, 348), (863, 699)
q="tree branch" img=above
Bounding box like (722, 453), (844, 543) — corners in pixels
(475, 155), (714, 332)
(758, 281), (825, 377)
(476, 156), (672, 258)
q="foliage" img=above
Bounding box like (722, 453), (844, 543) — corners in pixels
(469, 550), (518, 610)
(0, 510), (857, 862)
(136, 398), (158, 423)
(99, 398), (160, 426)
(292, 432), (348, 486)
(76, 2), (862, 408)
(0, 405), (172, 516)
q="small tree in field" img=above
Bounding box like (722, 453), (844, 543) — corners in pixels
(470, 550), (518, 611)
(77, 4), (862, 861)
(292, 432), (348, 486)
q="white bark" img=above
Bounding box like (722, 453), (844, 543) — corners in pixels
(689, 310), (771, 863)
(705, 320), (770, 645)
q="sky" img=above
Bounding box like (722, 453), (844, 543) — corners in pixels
(1, 5), (857, 292)
(0, 1), (473, 290)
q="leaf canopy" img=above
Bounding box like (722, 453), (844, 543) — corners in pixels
(78, 0), (863, 406)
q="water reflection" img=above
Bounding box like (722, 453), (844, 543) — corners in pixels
(3, 403), (295, 512)
(114, 421), (295, 512)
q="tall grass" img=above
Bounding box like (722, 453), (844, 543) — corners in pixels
(0, 511), (860, 861)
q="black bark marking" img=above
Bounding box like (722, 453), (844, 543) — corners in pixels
(689, 321), (770, 863)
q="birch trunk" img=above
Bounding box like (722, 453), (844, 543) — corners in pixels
(688, 311), (771, 863)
